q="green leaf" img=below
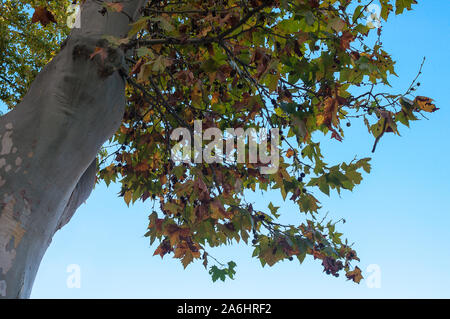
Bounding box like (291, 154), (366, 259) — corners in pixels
(268, 202), (280, 218)
(395, 0), (417, 15)
(128, 17), (150, 37)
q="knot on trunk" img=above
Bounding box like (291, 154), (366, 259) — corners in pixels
(72, 36), (125, 78)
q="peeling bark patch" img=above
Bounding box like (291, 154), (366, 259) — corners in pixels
(5, 237), (14, 252)
(18, 192), (32, 222)
(4, 165), (11, 173)
(27, 152), (34, 158)
(0, 177), (5, 187)
(0, 196), (25, 275)
(15, 157), (22, 166)
(5, 123), (12, 130)
(12, 147), (17, 154)
(0, 131), (13, 155)
(0, 158), (5, 169)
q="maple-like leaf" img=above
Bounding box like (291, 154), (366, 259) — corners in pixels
(340, 31), (354, 50)
(331, 129), (343, 142)
(346, 266), (363, 283)
(31, 7), (57, 27)
(414, 96), (438, 113)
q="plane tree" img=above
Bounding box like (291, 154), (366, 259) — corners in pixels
(0, 0), (436, 298)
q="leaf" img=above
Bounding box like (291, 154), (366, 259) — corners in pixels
(136, 47), (152, 58)
(318, 176), (330, 196)
(340, 31), (354, 50)
(103, 35), (130, 47)
(137, 63), (153, 83)
(152, 55), (173, 73)
(124, 190), (132, 206)
(90, 47), (108, 61)
(292, 117), (308, 141)
(105, 2), (123, 12)
(299, 194), (321, 213)
(210, 198), (226, 219)
(268, 202), (280, 218)
(128, 17), (150, 37)
(330, 129), (343, 142)
(151, 16), (175, 32)
(329, 18), (346, 32)
(181, 250), (194, 269)
(31, 7), (57, 27)
(380, 0), (394, 20)
(395, 0), (417, 15)
(286, 148), (295, 158)
(346, 266), (363, 283)
(352, 5), (364, 23)
(208, 261), (236, 282)
(319, 97), (339, 128)
(414, 96), (438, 113)
(131, 58), (145, 75)
(202, 252), (208, 269)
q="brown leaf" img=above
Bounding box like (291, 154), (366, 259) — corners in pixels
(105, 2), (123, 12)
(286, 149), (295, 158)
(346, 266), (363, 283)
(414, 96), (438, 113)
(131, 58), (145, 75)
(330, 129), (343, 142)
(31, 7), (57, 27)
(318, 97), (339, 128)
(90, 47), (108, 61)
(340, 31), (354, 50)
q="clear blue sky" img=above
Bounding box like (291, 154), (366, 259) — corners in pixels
(5, 1), (450, 298)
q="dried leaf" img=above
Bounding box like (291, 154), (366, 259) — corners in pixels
(414, 96), (438, 113)
(31, 7), (57, 27)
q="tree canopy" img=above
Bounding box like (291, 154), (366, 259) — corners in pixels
(0, 0), (437, 283)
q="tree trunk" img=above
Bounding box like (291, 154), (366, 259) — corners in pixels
(0, 0), (146, 298)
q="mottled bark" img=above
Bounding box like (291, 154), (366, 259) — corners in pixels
(0, 0), (146, 298)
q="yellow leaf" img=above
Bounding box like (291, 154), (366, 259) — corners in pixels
(316, 114), (325, 126)
(346, 266), (363, 283)
(128, 17), (150, 37)
(124, 190), (132, 206)
(181, 250), (194, 268)
(211, 92), (220, 105)
(191, 83), (202, 106)
(414, 96), (438, 113)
